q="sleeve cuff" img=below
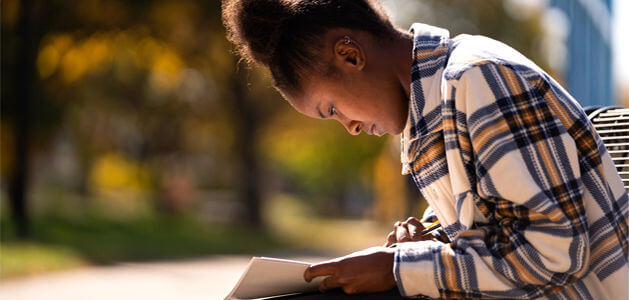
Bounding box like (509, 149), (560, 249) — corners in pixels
(430, 229), (450, 243)
(393, 241), (442, 299)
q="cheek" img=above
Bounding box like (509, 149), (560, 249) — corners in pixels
(363, 81), (404, 119)
(330, 75), (404, 127)
(369, 86), (408, 134)
(345, 80), (387, 107)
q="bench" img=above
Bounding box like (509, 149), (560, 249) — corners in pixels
(585, 106), (629, 190)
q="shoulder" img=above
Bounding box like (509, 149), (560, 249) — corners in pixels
(443, 34), (541, 84)
(440, 35), (555, 119)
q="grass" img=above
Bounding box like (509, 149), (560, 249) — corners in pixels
(0, 214), (286, 279)
(265, 194), (390, 254)
(1, 242), (86, 279)
(0, 194), (393, 280)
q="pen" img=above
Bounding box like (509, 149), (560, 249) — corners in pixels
(420, 220), (441, 235)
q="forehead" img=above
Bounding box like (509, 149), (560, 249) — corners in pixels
(288, 91), (323, 119)
(286, 76), (330, 119)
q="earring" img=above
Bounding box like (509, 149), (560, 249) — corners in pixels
(343, 35), (351, 45)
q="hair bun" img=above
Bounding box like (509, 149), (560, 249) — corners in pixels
(223, 0), (395, 95)
(223, 0), (294, 66)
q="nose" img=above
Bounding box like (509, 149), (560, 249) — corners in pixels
(343, 120), (362, 136)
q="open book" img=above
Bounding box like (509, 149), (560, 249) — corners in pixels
(225, 257), (324, 299)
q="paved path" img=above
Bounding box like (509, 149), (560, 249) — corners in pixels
(0, 255), (331, 300)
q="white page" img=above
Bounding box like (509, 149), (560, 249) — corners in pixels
(225, 257), (324, 300)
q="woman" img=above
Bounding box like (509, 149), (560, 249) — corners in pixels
(222, 0), (628, 299)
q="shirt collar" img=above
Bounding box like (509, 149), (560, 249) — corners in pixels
(400, 23), (452, 174)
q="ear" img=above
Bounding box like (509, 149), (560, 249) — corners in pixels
(332, 36), (366, 71)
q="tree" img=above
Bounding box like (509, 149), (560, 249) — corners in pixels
(4, 0), (41, 239)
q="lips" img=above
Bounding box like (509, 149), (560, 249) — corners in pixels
(370, 124), (382, 136)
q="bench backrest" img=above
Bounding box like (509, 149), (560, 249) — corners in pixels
(587, 106), (629, 191)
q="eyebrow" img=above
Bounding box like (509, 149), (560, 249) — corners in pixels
(316, 102), (327, 119)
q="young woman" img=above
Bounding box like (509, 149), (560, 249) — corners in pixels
(222, 0), (628, 299)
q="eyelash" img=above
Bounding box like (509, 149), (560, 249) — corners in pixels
(329, 106), (337, 117)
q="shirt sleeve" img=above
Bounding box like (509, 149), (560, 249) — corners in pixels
(420, 206), (450, 244)
(420, 206), (438, 224)
(394, 63), (591, 299)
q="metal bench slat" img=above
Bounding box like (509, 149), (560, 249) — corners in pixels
(593, 122), (629, 128)
(599, 109), (629, 116)
(595, 128), (629, 134)
(602, 143), (629, 147)
(600, 135), (629, 141)
(608, 150), (629, 154)
(594, 116), (629, 122)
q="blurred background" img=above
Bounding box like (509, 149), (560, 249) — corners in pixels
(1, 0), (626, 299)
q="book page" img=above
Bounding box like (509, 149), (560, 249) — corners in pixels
(225, 257), (324, 299)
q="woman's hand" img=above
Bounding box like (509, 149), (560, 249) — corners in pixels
(303, 247), (397, 294)
(384, 217), (433, 247)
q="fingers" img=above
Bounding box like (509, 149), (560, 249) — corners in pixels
(319, 275), (342, 292)
(308, 249), (397, 295)
(318, 276), (358, 294)
(391, 217), (432, 244)
(405, 218), (426, 241)
(309, 263), (355, 294)
(383, 230), (396, 247)
(388, 217), (435, 246)
(395, 223), (410, 242)
(304, 261), (339, 283)
(406, 222), (419, 240)
(342, 285), (359, 295)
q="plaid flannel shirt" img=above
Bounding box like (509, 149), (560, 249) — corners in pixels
(394, 23), (629, 299)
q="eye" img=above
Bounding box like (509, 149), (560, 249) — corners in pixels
(329, 106), (337, 117)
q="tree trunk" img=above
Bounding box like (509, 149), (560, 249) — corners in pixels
(9, 0), (37, 239)
(229, 70), (262, 227)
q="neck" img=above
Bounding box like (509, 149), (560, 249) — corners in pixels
(390, 30), (414, 103)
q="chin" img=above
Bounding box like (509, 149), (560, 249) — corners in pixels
(390, 124), (405, 135)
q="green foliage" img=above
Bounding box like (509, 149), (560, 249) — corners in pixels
(0, 214), (285, 275)
(261, 108), (386, 198)
(1, 242), (86, 279)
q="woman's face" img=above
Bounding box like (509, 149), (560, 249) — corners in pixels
(293, 70), (409, 136)
(289, 31), (411, 136)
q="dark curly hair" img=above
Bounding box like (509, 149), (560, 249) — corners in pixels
(222, 0), (397, 98)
